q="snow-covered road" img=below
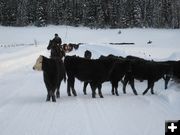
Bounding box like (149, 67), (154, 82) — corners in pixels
(0, 26), (180, 135)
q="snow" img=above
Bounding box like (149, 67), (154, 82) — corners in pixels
(0, 25), (180, 135)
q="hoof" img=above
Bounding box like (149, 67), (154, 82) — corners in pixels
(72, 91), (77, 96)
(134, 92), (138, 95)
(46, 97), (50, 102)
(92, 96), (96, 98)
(123, 91), (126, 94)
(52, 100), (56, 102)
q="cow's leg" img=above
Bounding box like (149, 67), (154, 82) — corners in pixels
(150, 82), (155, 94)
(71, 78), (77, 96)
(113, 81), (119, 96)
(67, 77), (76, 96)
(46, 88), (51, 101)
(97, 84), (103, 98)
(56, 81), (61, 98)
(143, 80), (152, 95)
(52, 92), (56, 102)
(46, 93), (50, 101)
(123, 76), (129, 94)
(111, 81), (115, 95)
(163, 75), (170, 90)
(56, 90), (60, 98)
(83, 81), (88, 95)
(67, 78), (71, 96)
(48, 90), (56, 102)
(129, 79), (138, 95)
(90, 83), (96, 98)
(115, 82), (119, 96)
(72, 88), (77, 96)
(121, 80), (124, 85)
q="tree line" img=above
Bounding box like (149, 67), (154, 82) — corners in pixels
(0, 0), (180, 28)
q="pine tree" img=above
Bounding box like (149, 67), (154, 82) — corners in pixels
(1, 0), (17, 26)
(0, 0), (179, 28)
(27, 0), (36, 25)
(35, 0), (47, 27)
(16, 0), (28, 26)
(133, 0), (142, 27)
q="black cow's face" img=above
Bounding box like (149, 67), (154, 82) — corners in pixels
(33, 55), (43, 71)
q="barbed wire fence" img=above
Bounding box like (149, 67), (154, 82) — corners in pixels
(0, 39), (39, 48)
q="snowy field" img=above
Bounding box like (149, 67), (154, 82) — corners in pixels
(0, 25), (180, 135)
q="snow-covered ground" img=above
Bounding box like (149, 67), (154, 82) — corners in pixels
(0, 26), (180, 135)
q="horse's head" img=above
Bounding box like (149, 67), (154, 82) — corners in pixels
(47, 40), (54, 50)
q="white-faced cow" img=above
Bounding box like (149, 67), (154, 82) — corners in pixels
(33, 55), (66, 102)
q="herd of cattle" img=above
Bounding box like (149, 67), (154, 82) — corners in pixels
(33, 42), (180, 102)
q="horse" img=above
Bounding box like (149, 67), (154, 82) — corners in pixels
(47, 40), (65, 59)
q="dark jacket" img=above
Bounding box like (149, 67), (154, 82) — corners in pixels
(53, 36), (62, 45)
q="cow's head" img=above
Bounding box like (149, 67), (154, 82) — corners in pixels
(33, 55), (43, 71)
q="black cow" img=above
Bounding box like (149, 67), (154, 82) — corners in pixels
(99, 54), (124, 60)
(126, 56), (180, 91)
(33, 55), (66, 102)
(159, 61), (175, 89)
(173, 60), (180, 79)
(162, 60), (180, 88)
(83, 50), (92, 95)
(123, 59), (172, 95)
(109, 59), (131, 96)
(98, 54), (129, 96)
(64, 55), (116, 98)
(126, 55), (148, 62)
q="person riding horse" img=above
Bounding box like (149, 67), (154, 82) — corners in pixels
(47, 40), (65, 59)
(52, 33), (62, 46)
